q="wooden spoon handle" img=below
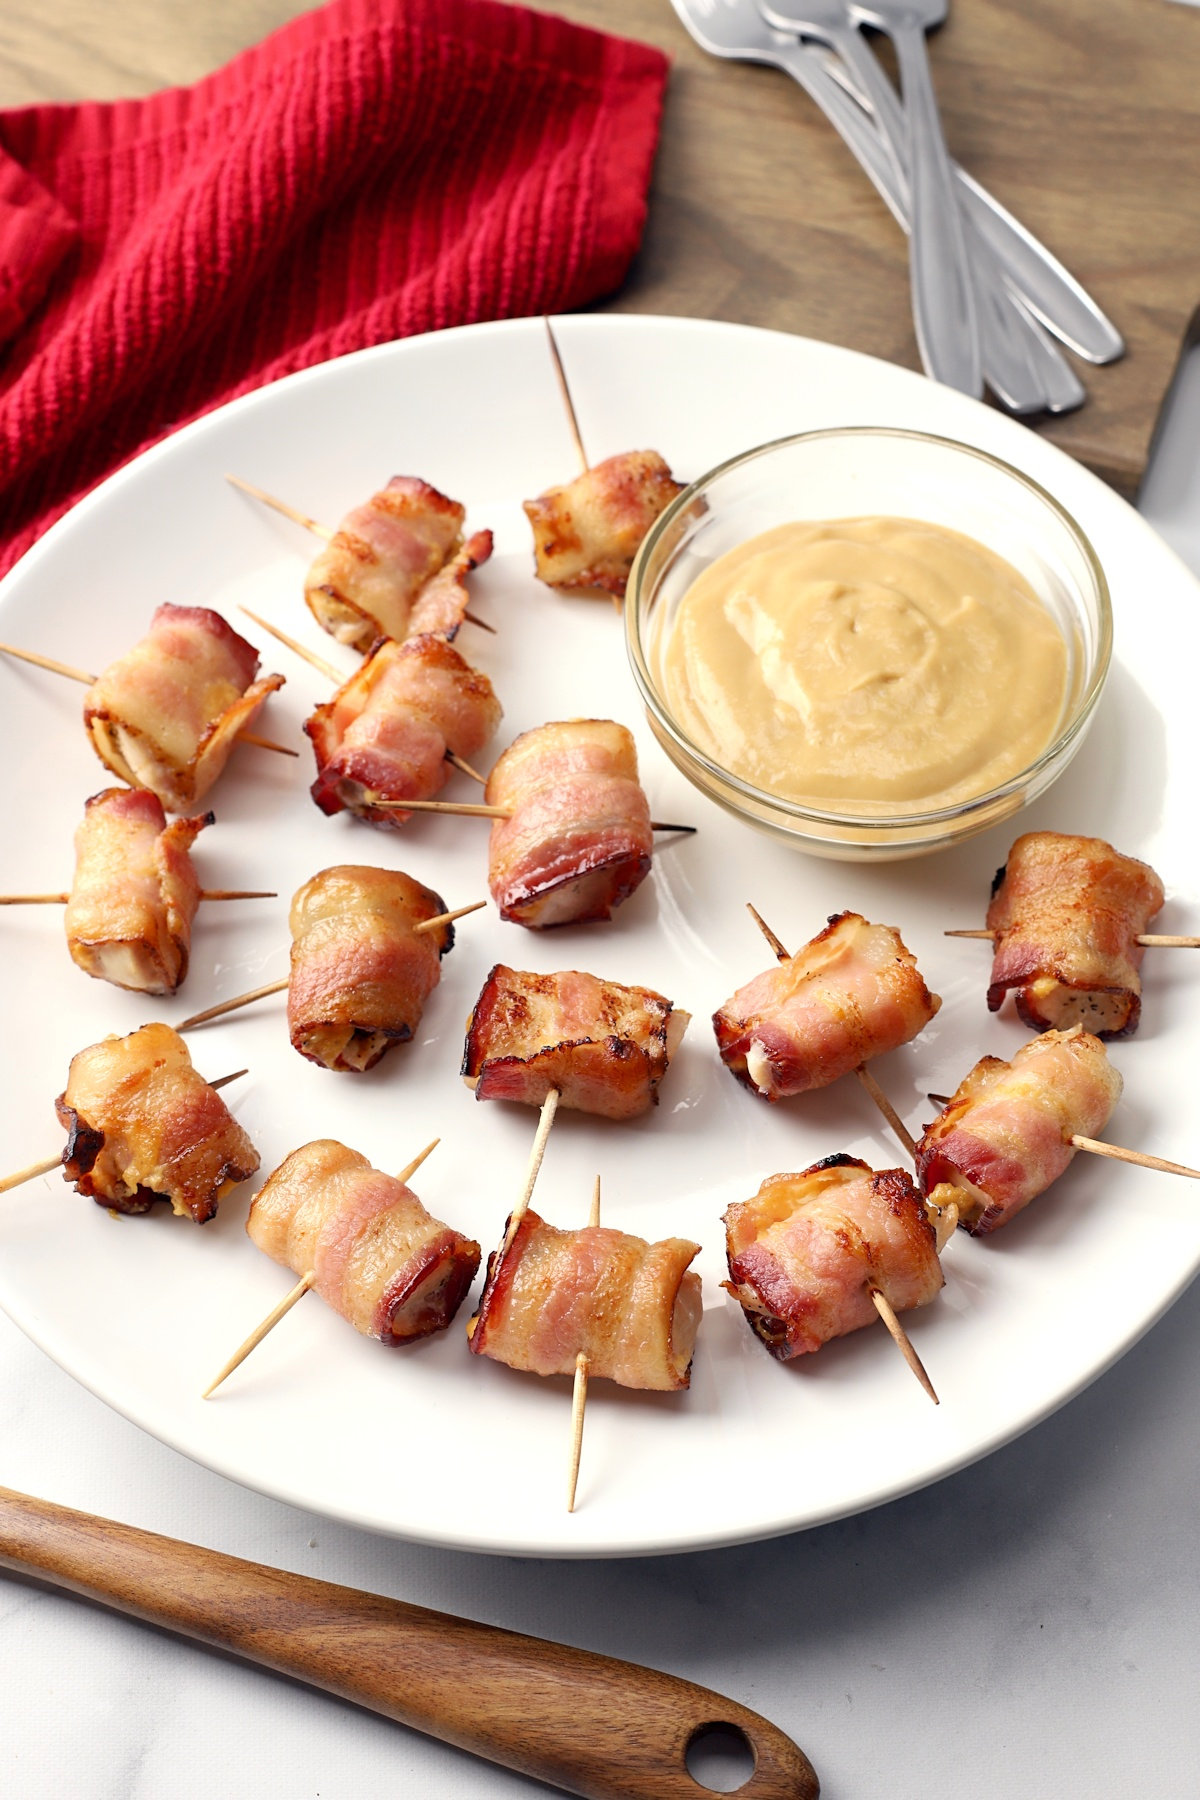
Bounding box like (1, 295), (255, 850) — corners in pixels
(0, 1486), (818, 1799)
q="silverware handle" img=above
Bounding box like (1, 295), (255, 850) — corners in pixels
(764, 5), (1120, 363)
(954, 170), (1124, 364)
(775, 39), (908, 224)
(0, 1485), (820, 1800)
(776, 40), (1078, 412)
(891, 17), (980, 394)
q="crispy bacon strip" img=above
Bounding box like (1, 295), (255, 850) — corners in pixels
(55, 1022), (258, 1223)
(304, 476), (490, 650)
(723, 1156), (943, 1360)
(915, 1026), (1123, 1236)
(462, 964), (689, 1119)
(247, 1140), (480, 1343)
(985, 831), (1165, 1038)
(288, 865), (452, 1072)
(83, 604), (284, 812)
(485, 720), (653, 927)
(523, 450), (685, 595)
(713, 912), (940, 1101)
(64, 788), (209, 994)
(468, 1208), (702, 1390)
(405, 531), (493, 640)
(306, 634), (501, 828)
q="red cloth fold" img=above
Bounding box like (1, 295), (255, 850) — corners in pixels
(0, 0), (668, 576)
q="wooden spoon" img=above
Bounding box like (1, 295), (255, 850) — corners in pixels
(0, 1485), (819, 1799)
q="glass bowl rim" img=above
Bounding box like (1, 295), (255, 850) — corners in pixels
(624, 424), (1113, 834)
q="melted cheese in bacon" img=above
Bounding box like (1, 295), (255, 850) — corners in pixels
(462, 964), (688, 1119)
(523, 450), (685, 594)
(916, 1027), (1123, 1236)
(986, 832), (1165, 1038)
(468, 1208), (702, 1390)
(55, 1022), (258, 1223)
(306, 634), (501, 827)
(485, 720), (653, 927)
(65, 788), (209, 994)
(724, 1157), (943, 1360)
(304, 477), (490, 650)
(248, 1141), (480, 1343)
(713, 912), (940, 1101)
(82, 604), (284, 813)
(287, 865), (452, 1072)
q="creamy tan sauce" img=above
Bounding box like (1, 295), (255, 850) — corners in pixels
(660, 517), (1068, 810)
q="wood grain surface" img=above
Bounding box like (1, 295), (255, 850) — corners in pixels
(1, 0), (1197, 494)
(0, 1485), (820, 1800)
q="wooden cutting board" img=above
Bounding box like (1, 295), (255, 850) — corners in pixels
(528, 0), (1200, 499)
(5, 0), (1198, 497)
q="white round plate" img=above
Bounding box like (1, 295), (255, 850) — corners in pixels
(1, 316), (1197, 1558)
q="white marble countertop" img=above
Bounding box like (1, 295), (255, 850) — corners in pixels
(2, 351), (1199, 1798)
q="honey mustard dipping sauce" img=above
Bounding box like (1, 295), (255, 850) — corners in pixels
(659, 517), (1068, 811)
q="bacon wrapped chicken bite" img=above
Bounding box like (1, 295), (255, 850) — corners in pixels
(65, 788), (208, 994)
(713, 912), (940, 1101)
(304, 475), (491, 651)
(985, 831), (1165, 1038)
(486, 720), (653, 927)
(724, 1156), (943, 1360)
(306, 634), (501, 827)
(83, 604), (284, 812)
(916, 1026), (1123, 1236)
(248, 1141), (480, 1344)
(287, 865), (452, 1072)
(523, 451), (684, 595)
(468, 1208), (702, 1390)
(55, 1022), (258, 1223)
(462, 965), (689, 1119)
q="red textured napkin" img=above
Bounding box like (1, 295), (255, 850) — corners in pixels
(0, 0), (668, 576)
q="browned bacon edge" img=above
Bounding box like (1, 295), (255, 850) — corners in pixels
(460, 964), (678, 1118)
(53, 1096), (254, 1224)
(723, 1155), (938, 1362)
(377, 1229), (482, 1343)
(466, 1208), (537, 1356)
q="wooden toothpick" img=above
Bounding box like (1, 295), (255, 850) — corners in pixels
(925, 1093), (1200, 1181)
(226, 474), (334, 541)
(373, 796), (695, 833)
(240, 606), (341, 681)
(178, 976), (289, 1030)
(412, 900), (487, 935)
(227, 479), (494, 635)
(0, 641), (95, 684)
(567, 1173), (603, 1514)
(1069, 1137), (1200, 1179)
(0, 640), (295, 758)
(0, 1154), (62, 1195)
(542, 317), (628, 615)
(747, 901), (790, 963)
(946, 927), (1200, 949)
(544, 317), (589, 476)
(445, 752), (487, 785)
(498, 1088), (561, 1262)
(2, 1069), (246, 1198)
(203, 1136), (441, 1398)
(853, 1065), (917, 1160)
(870, 1289), (939, 1404)
(0, 890), (275, 905)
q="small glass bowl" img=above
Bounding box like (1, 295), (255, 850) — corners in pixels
(625, 427), (1112, 863)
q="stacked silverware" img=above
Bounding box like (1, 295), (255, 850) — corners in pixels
(671, 0), (1123, 413)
